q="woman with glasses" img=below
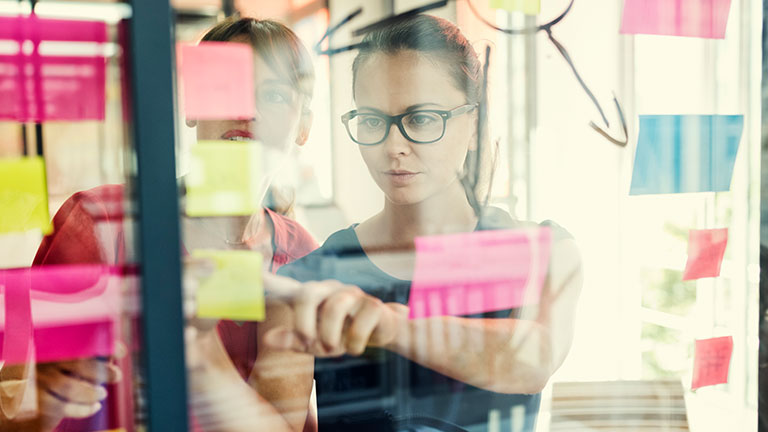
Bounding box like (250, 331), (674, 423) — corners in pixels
(273, 14), (584, 432)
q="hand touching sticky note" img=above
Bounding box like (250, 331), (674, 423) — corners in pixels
(692, 336), (733, 390)
(178, 42), (255, 120)
(192, 250), (265, 322)
(0, 157), (52, 235)
(683, 228), (728, 281)
(621, 0), (732, 39)
(409, 227), (551, 319)
(185, 140), (264, 217)
(489, 0), (540, 15)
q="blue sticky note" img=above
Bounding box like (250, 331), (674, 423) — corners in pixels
(629, 115), (743, 195)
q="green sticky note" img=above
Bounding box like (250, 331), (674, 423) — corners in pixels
(489, 0), (541, 15)
(186, 140), (263, 217)
(0, 157), (52, 235)
(192, 249), (265, 321)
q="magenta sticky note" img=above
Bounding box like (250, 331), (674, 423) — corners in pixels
(0, 15), (108, 122)
(0, 265), (121, 364)
(178, 42), (255, 120)
(409, 227), (551, 319)
(692, 336), (733, 389)
(682, 228), (728, 281)
(620, 0), (732, 39)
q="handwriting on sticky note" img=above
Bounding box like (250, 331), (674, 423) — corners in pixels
(192, 250), (264, 322)
(683, 228), (728, 281)
(629, 115), (743, 195)
(621, 0), (732, 39)
(409, 227), (551, 319)
(489, 0), (540, 15)
(185, 140), (264, 217)
(178, 42), (254, 120)
(0, 157), (52, 235)
(692, 336), (732, 390)
(0, 265), (120, 364)
(0, 16), (107, 122)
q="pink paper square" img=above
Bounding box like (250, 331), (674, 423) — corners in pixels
(178, 42), (254, 120)
(409, 227), (551, 319)
(0, 15), (108, 122)
(0, 265), (122, 364)
(682, 228), (728, 281)
(620, 0), (732, 39)
(692, 336), (733, 389)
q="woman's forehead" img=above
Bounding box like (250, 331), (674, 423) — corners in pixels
(354, 51), (465, 112)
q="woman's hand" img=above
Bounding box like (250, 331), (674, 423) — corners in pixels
(36, 357), (122, 431)
(261, 277), (409, 357)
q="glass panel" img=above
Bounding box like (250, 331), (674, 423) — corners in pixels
(0, 2), (147, 431)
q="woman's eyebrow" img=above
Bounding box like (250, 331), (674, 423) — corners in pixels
(357, 103), (441, 114)
(260, 78), (292, 87)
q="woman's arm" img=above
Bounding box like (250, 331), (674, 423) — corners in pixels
(263, 238), (583, 395)
(249, 299), (315, 432)
(386, 238), (583, 394)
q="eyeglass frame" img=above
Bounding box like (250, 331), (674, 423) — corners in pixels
(340, 103), (478, 146)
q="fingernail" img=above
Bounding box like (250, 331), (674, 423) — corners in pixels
(96, 386), (107, 400)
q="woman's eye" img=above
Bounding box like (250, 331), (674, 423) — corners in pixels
(407, 113), (439, 127)
(259, 89), (289, 105)
(359, 116), (384, 129)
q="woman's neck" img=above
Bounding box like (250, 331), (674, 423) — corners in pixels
(368, 181), (477, 248)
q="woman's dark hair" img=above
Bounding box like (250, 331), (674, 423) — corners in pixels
(351, 14), (494, 207)
(202, 17), (315, 104)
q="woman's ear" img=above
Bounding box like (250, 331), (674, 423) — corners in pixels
(295, 109), (313, 147)
(185, 119), (197, 128)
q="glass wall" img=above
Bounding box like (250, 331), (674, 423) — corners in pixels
(0, 0), (762, 431)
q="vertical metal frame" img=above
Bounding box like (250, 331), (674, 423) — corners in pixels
(128, 0), (188, 430)
(759, 1), (767, 430)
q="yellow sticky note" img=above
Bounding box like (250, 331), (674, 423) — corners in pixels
(0, 157), (52, 235)
(185, 140), (263, 217)
(489, 0), (541, 15)
(192, 249), (265, 321)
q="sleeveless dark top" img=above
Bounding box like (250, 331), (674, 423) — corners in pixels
(278, 208), (571, 432)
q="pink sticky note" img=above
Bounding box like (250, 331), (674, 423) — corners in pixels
(0, 265), (121, 364)
(0, 15), (108, 122)
(409, 227), (551, 319)
(178, 42), (254, 120)
(620, 0), (732, 39)
(692, 336), (733, 390)
(682, 228), (728, 281)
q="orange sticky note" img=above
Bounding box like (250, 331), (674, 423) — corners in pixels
(692, 336), (733, 390)
(178, 42), (254, 120)
(682, 228), (728, 281)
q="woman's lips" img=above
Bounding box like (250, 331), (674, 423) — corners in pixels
(383, 170), (420, 186)
(221, 129), (254, 140)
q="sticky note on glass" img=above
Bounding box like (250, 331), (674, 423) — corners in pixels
(185, 140), (264, 217)
(692, 336), (732, 390)
(178, 42), (254, 120)
(192, 250), (264, 322)
(629, 115), (743, 195)
(0, 16), (108, 122)
(0, 157), (52, 235)
(0, 264), (119, 364)
(489, 0), (540, 15)
(409, 227), (551, 319)
(683, 228), (728, 280)
(620, 0), (732, 39)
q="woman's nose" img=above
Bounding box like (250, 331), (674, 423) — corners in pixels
(382, 123), (412, 156)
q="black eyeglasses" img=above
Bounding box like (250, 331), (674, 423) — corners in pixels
(341, 104), (477, 146)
